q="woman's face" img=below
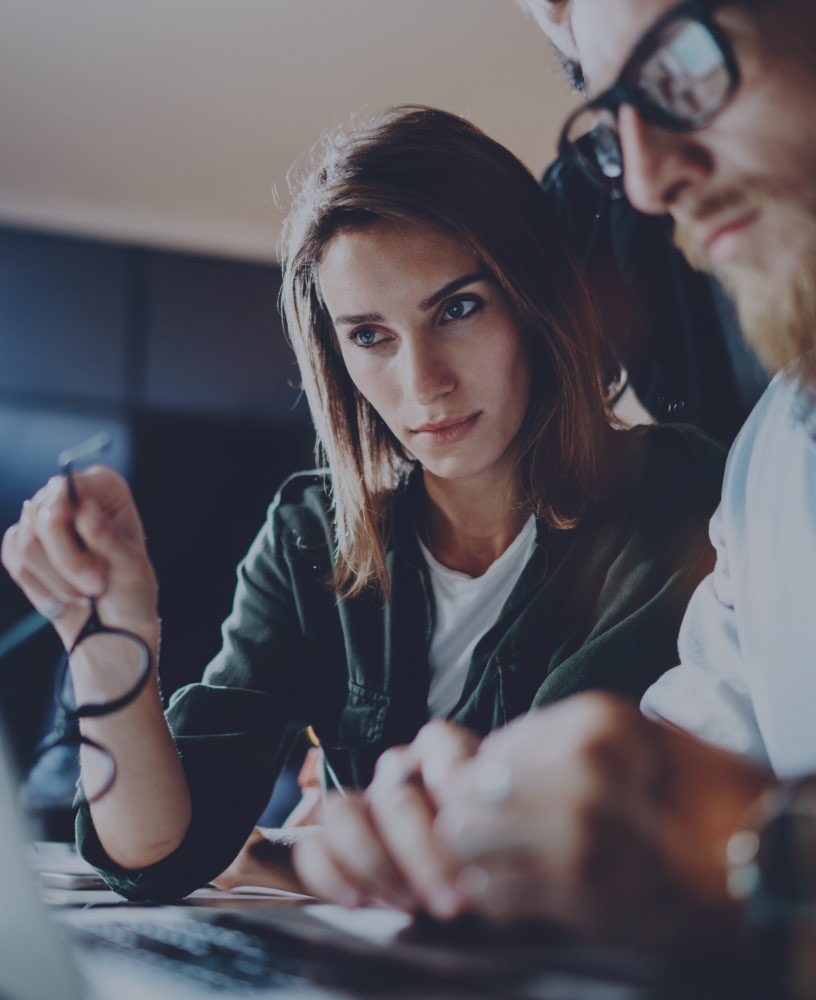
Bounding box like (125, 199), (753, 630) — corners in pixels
(319, 220), (531, 491)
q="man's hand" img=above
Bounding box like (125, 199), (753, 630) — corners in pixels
(292, 720), (480, 916)
(433, 693), (773, 948)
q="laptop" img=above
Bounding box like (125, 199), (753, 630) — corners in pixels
(0, 724), (87, 1000)
(0, 720), (776, 1000)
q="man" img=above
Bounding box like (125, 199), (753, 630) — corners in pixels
(538, 15), (768, 447)
(292, 0), (816, 956)
(541, 152), (767, 446)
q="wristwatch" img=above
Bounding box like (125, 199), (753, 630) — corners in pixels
(726, 776), (816, 994)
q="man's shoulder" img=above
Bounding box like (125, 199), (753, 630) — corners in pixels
(724, 371), (815, 487)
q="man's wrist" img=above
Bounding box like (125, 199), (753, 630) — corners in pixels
(726, 776), (816, 988)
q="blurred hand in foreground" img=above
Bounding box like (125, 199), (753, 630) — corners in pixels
(434, 693), (773, 948)
(294, 693), (773, 952)
(293, 720), (479, 917)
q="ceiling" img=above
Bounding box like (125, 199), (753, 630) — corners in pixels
(0, 0), (575, 263)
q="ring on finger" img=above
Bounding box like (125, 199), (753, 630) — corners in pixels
(475, 758), (514, 805)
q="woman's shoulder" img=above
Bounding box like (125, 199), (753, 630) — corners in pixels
(622, 420), (725, 468)
(273, 468), (331, 507)
(264, 469), (334, 545)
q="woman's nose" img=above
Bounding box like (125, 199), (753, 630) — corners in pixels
(402, 338), (456, 404)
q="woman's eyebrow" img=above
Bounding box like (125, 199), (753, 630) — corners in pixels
(420, 271), (493, 311)
(333, 271), (493, 327)
(334, 310), (384, 327)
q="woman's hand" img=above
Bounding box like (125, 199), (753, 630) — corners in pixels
(212, 826), (314, 895)
(1, 465), (159, 652)
(3, 464), (192, 872)
(292, 720), (480, 916)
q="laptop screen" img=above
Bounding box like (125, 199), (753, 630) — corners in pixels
(0, 725), (84, 1000)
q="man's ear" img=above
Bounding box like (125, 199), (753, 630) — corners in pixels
(550, 40), (587, 95)
(514, 0), (585, 94)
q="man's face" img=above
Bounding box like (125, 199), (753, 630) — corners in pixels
(541, 0), (816, 378)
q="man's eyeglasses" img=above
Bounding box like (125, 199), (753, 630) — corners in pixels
(558, 0), (742, 198)
(28, 435), (151, 808)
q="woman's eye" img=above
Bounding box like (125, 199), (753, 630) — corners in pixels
(350, 328), (385, 348)
(442, 296), (481, 323)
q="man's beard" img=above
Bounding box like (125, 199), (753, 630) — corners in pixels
(674, 186), (816, 392)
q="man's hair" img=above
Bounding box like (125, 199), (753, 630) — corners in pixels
(279, 106), (612, 599)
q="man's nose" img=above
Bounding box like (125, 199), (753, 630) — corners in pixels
(618, 105), (712, 215)
(403, 338), (455, 404)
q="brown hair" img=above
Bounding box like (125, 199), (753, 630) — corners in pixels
(280, 106), (613, 599)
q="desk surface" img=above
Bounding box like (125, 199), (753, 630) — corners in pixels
(34, 842), (782, 1000)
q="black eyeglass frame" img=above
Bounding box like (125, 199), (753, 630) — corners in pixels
(34, 603), (152, 803)
(31, 436), (152, 805)
(558, 0), (743, 195)
(53, 603), (153, 721)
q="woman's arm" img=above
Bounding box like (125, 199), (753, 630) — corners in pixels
(1, 467), (192, 870)
(75, 475), (322, 901)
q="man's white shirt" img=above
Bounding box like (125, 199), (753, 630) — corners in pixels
(642, 371), (816, 778)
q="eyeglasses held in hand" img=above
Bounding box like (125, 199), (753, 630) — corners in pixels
(29, 434), (152, 808)
(558, 0), (742, 198)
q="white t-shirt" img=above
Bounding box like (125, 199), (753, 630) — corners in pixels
(418, 516), (537, 718)
(641, 371), (816, 778)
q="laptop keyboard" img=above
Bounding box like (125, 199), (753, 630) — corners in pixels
(70, 913), (307, 992)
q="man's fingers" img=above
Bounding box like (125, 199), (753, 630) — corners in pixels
(292, 827), (365, 908)
(456, 860), (538, 925)
(435, 787), (543, 867)
(367, 773), (463, 919)
(318, 793), (413, 909)
(367, 723), (479, 806)
(359, 727), (481, 918)
(412, 720), (480, 806)
(454, 858), (577, 927)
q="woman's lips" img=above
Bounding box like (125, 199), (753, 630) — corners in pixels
(411, 412), (481, 446)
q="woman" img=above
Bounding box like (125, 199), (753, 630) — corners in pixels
(1, 107), (723, 905)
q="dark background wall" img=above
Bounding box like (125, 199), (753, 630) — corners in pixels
(0, 225), (314, 767)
